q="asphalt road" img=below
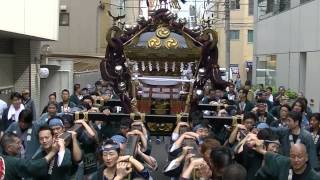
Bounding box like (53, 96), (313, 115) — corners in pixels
(149, 136), (171, 180)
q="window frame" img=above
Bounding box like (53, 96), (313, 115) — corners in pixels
(248, 0), (254, 15)
(230, 0), (241, 10)
(248, 30), (254, 43)
(59, 11), (70, 26)
(230, 30), (240, 40)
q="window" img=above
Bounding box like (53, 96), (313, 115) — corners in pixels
(59, 11), (69, 26)
(230, 0), (240, 10)
(265, 0), (274, 13)
(257, 0), (268, 18)
(248, 30), (253, 43)
(256, 55), (277, 86)
(230, 30), (240, 40)
(249, 0), (254, 15)
(279, 0), (290, 12)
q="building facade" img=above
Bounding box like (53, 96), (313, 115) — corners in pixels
(40, 0), (104, 109)
(40, 0), (142, 109)
(253, 0), (320, 111)
(0, 0), (59, 116)
(205, 0), (254, 83)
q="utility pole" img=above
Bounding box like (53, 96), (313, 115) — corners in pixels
(194, 0), (197, 25)
(225, 0), (231, 80)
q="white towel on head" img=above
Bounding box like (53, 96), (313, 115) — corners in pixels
(7, 104), (25, 122)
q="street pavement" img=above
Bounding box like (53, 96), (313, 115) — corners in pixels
(149, 136), (171, 180)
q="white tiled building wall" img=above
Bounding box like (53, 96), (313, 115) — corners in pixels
(13, 40), (30, 93)
(0, 39), (41, 118)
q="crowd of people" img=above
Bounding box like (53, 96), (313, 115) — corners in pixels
(0, 80), (319, 180)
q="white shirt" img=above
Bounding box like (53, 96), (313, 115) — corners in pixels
(164, 159), (180, 172)
(57, 149), (65, 167)
(268, 95), (274, 102)
(170, 144), (179, 152)
(171, 132), (179, 142)
(7, 104), (24, 122)
(0, 99), (7, 119)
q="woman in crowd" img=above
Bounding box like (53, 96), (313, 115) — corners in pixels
(93, 139), (150, 180)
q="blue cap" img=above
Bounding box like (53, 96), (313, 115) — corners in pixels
(257, 122), (269, 129)
(48, 118), (64, 127)
(193, 124), (205, 132)
(111, 135), (127, 144)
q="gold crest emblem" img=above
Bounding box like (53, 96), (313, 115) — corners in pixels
(164, 38), (179, 49)
(156, 27), (170, 39)
(147, 37), (161, 49)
